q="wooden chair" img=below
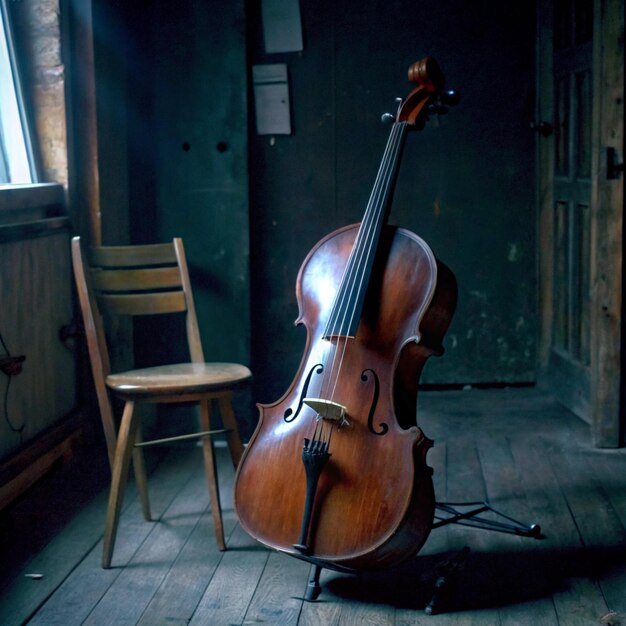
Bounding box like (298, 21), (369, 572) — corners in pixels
(71, 236), (251, 568)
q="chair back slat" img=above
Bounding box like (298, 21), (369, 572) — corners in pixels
(90, 243), (177, 267)
(91, 267), (183, 292)
(97, 291), (188, 316)
(88, 241), (189, 317)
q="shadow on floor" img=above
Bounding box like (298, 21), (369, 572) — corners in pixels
(319, 545), (626, 614)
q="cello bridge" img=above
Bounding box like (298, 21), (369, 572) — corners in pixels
(303, 398), (350, 427)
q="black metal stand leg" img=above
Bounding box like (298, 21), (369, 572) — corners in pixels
(425, 575), (448, 616)
(304, 564), (323, 602)
(423, 502), (541, 615)
(432, 501), (542, 538)
(424, 546), (470, 615)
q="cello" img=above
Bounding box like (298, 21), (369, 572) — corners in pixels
(235, 57), (458, 573)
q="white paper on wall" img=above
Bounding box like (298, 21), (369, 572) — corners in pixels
(261, 0), (303, 54)
(252, 64), (292, 135)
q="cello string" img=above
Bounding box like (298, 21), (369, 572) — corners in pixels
(319, 121), (402, 404)
(324, 122), (404, 402)
(322, 121), (403, 339)
(328, 123), (406, 403)
(325, 122), (408, 405)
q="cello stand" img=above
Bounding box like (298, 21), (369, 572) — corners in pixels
(422, 501), (542, 615)
(424, 546), (470, 615)
(304, 564), (323, 602)
(432, 501), (542, 538)
(300, 501), (541, 611)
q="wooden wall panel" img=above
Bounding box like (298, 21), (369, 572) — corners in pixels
(120, 0), (252, 434)
(0, 230), (76, 461)
(148, 0), (250, 368)
(589, 0), (624, 447)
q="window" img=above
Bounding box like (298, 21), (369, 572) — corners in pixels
(0, 0), (36, 184)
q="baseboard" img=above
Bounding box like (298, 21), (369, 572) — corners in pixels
(0, 411), (84, 511)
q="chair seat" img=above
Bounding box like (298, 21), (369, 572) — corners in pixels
(106, 362), (251, 398)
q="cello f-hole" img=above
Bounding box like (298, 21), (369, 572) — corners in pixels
(284, 363), (324, 422)
(361, 368), (387, 436)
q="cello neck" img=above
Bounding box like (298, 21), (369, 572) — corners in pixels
(322, 57), (455, 342)
(364, 121), (410, 231)
(323, 121), (409, 340)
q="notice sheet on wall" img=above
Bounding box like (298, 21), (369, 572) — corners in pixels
(252, 64), (291, 135)
(261, 0), (303, 54)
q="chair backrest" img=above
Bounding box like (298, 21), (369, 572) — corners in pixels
(71, 236), (205, 466)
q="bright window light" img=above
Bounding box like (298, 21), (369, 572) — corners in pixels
(0, 0), (36, 184)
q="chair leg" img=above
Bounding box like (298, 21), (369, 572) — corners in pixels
(132, 421), (151, 521)
(218, 393), (244, 468)
(200, 399), (226, 551)
(102, 400), (139, 569)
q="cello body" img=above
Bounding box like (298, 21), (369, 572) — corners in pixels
(234, 58), (458, 571)
(235, 224), (457, 570)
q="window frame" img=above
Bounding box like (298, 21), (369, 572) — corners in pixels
(0, 0), (38, 185)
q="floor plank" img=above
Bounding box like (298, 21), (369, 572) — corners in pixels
(477, 435), (558, 623)
(587, 450), (626, 616)
(0, 489), (108, 626)
(1, 388), (625, 625)
(434, 434), (501, 622)
(135, 513), (237, 626)
(551, 577), (611, 625)
(135, 446), (239, 626)
(242, 550), (309, 625)
(25, 449), (200, 626)
(188, 523), (269, 626)
(81, 451), (218, 625)
(298, 567), (345, 626)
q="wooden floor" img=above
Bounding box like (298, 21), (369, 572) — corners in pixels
(1, 387), (625, 625)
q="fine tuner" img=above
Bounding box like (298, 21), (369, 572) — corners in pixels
(381, 89), (461, 124)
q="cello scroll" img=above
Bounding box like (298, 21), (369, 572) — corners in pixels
(396, 57), (459, 127)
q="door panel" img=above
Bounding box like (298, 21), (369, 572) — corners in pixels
(538, 0), (624, 446)
(547, 0), (593, 419)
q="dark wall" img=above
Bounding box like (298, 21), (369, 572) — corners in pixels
(122, 0), (250, 371)
(92, 0), (253, 433)
(91, 0), (537, 434)
(248, 0), (537, 404)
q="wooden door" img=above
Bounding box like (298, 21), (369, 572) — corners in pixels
(537, 0), (624, 446)
(539, 0), (594, 419)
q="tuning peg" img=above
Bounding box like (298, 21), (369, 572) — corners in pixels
(428, 103), (449, 115)
(440, 89), (460, 106)
(381, 112), (396, 124)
